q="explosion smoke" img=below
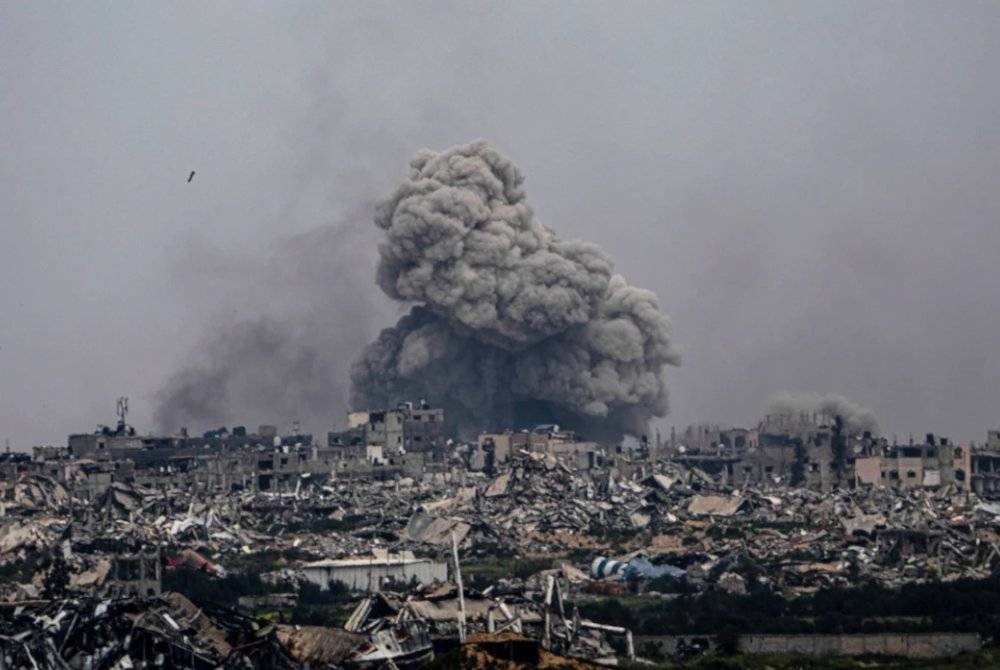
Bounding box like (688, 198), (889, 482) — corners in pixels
(351, 141), (680, 440)
(155, 222), (375, 434)
(766, 391), (880, 435)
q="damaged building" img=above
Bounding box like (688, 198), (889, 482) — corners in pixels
(2, 397), (1000, 667)
(340, 400), (445, 456)
(670, 412), (881, 492)
(469, 424), (601, 471)
(300, 550), (447, 591)
(855, 434), (967, 491)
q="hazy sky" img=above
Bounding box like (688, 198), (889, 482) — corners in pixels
(2, 1), (998, 448)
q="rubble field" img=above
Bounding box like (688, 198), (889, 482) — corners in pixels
(4, 448), (1000, 667)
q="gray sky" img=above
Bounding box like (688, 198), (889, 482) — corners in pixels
(2, 1), (998, 448)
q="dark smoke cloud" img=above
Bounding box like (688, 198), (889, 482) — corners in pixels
(351, 141), (680, 440)
(766, 391), (880, 435)
(373, 142), (613, 349)
(154, 221), (376, 434)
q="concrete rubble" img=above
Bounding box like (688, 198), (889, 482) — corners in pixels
(0, 593), (298, 669)
(3, 402), (1000, 666)
(6, 455), (1000, 568)
(1, 444), (996, 665)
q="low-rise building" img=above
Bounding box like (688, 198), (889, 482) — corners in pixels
(471, 425), (601, 470)
(301, 550), (447, 591)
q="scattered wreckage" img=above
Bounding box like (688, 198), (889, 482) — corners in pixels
(2, 446), (1000, 666)
(0, 593), (297, 669)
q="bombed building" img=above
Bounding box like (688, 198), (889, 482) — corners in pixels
(669, 409), (880, 492)
(469, 424), (602, 472)
(4, 389), (1000, 668)
(1, 143), (997, 668)
(336, 399), (446, 457)
(855, 433), (968, 491)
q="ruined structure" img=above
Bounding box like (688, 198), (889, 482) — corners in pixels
(668, 412), (881, 492)
(339, 399), (446, 457)
(855, 434), (967, 491)
(4, 398), (1000, 668)
(300, 550), (447, 591)
(470, 424), (600, 471)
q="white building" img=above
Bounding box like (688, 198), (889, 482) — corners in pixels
(301, 550), (447, 591)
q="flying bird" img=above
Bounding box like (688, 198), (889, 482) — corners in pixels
(187, 170), (195, 183)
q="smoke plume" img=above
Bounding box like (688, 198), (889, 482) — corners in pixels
(154, 221), (376, 434)
(351, 141), (680, 440)
(766, 391), (880, 435)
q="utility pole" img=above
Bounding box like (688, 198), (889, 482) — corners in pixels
(451, 531), (466, 644)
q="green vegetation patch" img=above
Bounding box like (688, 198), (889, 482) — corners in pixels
(621, 648), (1000, 669)
(577, 576), (1000, 637)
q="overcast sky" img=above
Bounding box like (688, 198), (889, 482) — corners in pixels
(2, 1), (998, 448)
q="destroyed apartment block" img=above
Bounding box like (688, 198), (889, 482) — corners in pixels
(666, 414), (1000, 499)
(1, 399), (1000, 666)
(855, 434), (967, 491)
(468, 424), (603, 472)
(968, 433), (1000, 497)
(339, 399), (446, 458)
(107, 546), (162, 597)
(668, 412), (880, 492)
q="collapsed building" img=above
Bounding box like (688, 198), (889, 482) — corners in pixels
(968, 429), (1000, 497)
(665, 413), (997, 498)
(469, 425), (601, 472)
(342, 399), (446, 457)
(16, 399), (450, 501)
(12, 400), (1000, 522)
(326, 399), (449, 479)
(855, 434), (967, 491)
(668, 412), (879, 491)
(2, 398), (1000, 666)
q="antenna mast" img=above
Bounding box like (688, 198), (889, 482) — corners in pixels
(116, 396), (129, 432)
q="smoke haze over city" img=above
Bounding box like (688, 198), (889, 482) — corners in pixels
(3, 3), (1000, 446)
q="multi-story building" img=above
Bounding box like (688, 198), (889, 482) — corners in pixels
(670, 413), (878, 491)
(333, 400), (445, 457)
(967, 430), (1000, 498)
(854, 435), (967, 491)
(470, 425), (601, 471)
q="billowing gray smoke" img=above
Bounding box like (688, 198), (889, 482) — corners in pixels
(351, 141), (680, 440)
(766, 391), (880, 435)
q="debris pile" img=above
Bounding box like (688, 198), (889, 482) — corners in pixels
(1, 438), (999, 666)
(0, 593), (297, 669)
